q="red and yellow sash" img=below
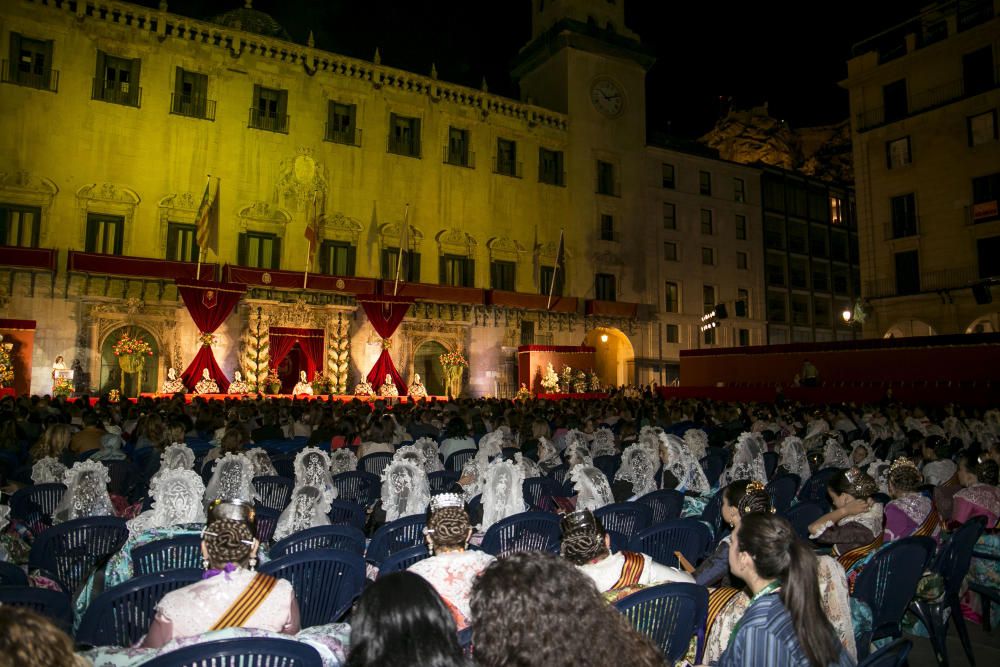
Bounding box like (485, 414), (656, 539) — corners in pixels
(913, 508), (941, 538)
(209, 573), (278, 631)
(941, 473), (960, 488)
(836, 533), (883, 573)
(705, 586), (742, 638)
(611, 551), (645, 590)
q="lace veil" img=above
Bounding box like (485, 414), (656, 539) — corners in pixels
(849, 440), (875, 468)
(294, 448), (334, 490)
(720, 433), (768, 486)
(204, 452), (256, 506)
(413, 437), (444, 473)
(778, 436), (811, 481)
(515, 452), (541, 479)
(661, 433), (710, 495)
(273, 484), (332, 541)
(381, 460), (431, 522)
(537, 437), (559, 465)
(683, 428), (709, 460)
(570, 464), (614, 512)
(821, 434), (850, 469)
(564, 441), (593, 471)
(128, 469), (206, 535)
(590, 428), (617, 458)
(32, 456), (67, 484)
(615, 443), (658, 497)
(329, 448), (358, 475)
(392, 445), (428, 471)
(479, 458), (526, 531)
(247, 448), (278, 477)
(54, 460), (115, 524)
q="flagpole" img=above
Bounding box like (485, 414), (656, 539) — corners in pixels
(303, 191), (317, 290)
(547, 228), (564, 310)
(196, 174), (211, 281)
(393, 203), (410, 296)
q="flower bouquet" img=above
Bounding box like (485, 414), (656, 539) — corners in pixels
(311, 372), (330, 395)
(266, 368), (282, 394)
(113, 331), (153, 373)
(0, 337), (13, 388)
(540, 362), (559, 393)
(515, 384), (533, 401)
(53, 377), (74, 397)
(560, 365), (574, 393)
(198, 332), (217, 347)
(439, 351), (468, 398)
(107, 389), (121, 403)
(572, 370), (587, 394)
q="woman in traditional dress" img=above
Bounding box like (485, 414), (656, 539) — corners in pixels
(612, 443), (658, 502)
(194, 368), (220, 394)
(808, 468), (884, 559)
(407, 373), (428, 399)
(227, 371), (250, 395)
(292, 371), (313, 396)
(478, 458), (525, 532)
(777, 435), (810, 485)
(952, 457), (1000, 526)
(292, 447), (336, 502)
(272, 485), (331, 542)
(378, 374), (398, 398)
(127, 469), (206, 537)
(720, 432), (768, 487)
(381, 460), (431, 523)
(569, 464), (614, 513)
(161, 367), (185, 394)
(695, 480), (773, 587)
(53, 460), (116, 524)
(884, 457), (941, 543)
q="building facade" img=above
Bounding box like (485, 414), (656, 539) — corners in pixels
(0, 0), (766, 395)
(842, 0), (1000, 338)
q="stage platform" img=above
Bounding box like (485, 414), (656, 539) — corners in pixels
(61, 394), (449, 406)
(536, 392), (610, 400)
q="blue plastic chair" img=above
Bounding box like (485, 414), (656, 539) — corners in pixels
(853, 536), (936, 659)
(781, 501), (826, 541)
(457, 626), (473, 656)
(260, 548), (366, 628)
(857, 638), (912, 667)
(254, 506), (280, 544)
(700, 487), (726, 538)
(428, 470), (460, 493)
(358, 452), (393, 478)
(480, 511), (561, 557)
(0, 561), (28, 586)
(444, 449), (475, 473)
(9, 482), (66, 530)
(628, 518), (713, 569)
(377, 544), (431, 577)
(271, 455), (296, 480)
(614, 582), (709, 663)
(76, 569), (203, 647)
(762, 451), (779, 480)
(366, 515), (427, 565)
(798, 467), (839, 505)
(0, 586), (73, 633)
(522, 476), (563, 511)
(270, 524), (366, 558)
(140, 637), (323, 667)
(332, 471), (380, 506)
(28, 516), (129, 593)
(132, 535), (204, 575)
(594, 502), (652, 540)
(593, 454), (622, 481)
(765, 473), (800, 513)
(252, 475), (294, 512)
(605, 528), (629, 553)
(106, 460), (140, 497)
(636, 489), (684, 524)
(548, 463), (569, 485)
(327, 500), (367, 530)
(699, 455), (726, 488)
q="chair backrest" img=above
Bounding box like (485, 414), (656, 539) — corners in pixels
(522, 476), (562, 510)
(798, 467), (839, 504)
(260, 548), (366, 628)
(444, 449), (475, 473)
(106, 460), (139, 496)
(139, 637), (324, 667)
(593, 454), (622, 481)
(76, 569), (203, 647)
(377, 544), (431, 577)
(0, 561), (29, 586)
(699, 487), (725, 537)
(594, 502), (652, 540)
(28, 516), (129, 593)
(765, 474), (800, 513)
(636, 489), (684, 524)
(781, 501), (827, 541)
(358, 452), (393, 478)
(10, 483), (66, 528)
(332, 471), (380, 506)
(933, 515), (986, 600)
(857, 637), (912, 667)
(366, 514), (428, 564)
(0, 586), (73, 633)
(327, 500), (367, 530)
(605, 528), (629, 553)
(762, 451), (779, 480)
(252, 476), (294, 512)
(270, 524), (366, 559)
(853, 536), (936, 640)
(132, 535), (204, 575)
(628, 518), (713, 569)
(614, 582), (709, 663)
(480, 511), (561, 557)
(699, 455), (726, 488)
(428, 470), (460, 493)
(547, 463), (569, 485)
(254, 506), (280, 544)
(271, 455), (296, 480)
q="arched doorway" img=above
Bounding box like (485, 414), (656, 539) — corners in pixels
(966, 314), (998, 334)
(99, 326), (160, 396)
(412, 341), (448, 396)
(883, 319), (937, 338)
(582, 327), (635, 389)
(276, 344), (308, 393)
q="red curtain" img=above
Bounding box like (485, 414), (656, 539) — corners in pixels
(176, 279), (246, 392)
(269, 327), (325, 379)
(359, 297), (413, 395)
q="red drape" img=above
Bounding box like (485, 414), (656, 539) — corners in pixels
(359, 297), (413, 395)
(176, 279), (246, 392)
(269, 327), (325, 379)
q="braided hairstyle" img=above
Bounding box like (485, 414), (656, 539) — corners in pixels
(560, 511), (609, 565)
(887, 457), (923, 494)
(425, 507), (471, 551)
(828, 468), (878, 500)
(203, 519), (256, 569)
(724, 479), (774, 516)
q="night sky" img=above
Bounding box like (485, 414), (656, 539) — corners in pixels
(141, 0), (925, 138)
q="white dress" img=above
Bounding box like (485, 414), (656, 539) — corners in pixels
(576, 552), (694, 593)
(408, 550), (496, 627)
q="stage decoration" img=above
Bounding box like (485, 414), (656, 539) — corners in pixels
(560, 365), (574, 393)
(198, 333), (217, 347)
(439, 350), (468, 398)
(0, 335), (13, 388)
(113, 331), (153, 372)
(242, 308), (270, 393)
(266, 369), (282, 394)
(573, 370), (587, 394)
(358, 296), (414, 396)
(541, 363), (559, 392)
(53, 377), (73, 397)
(588, 371), (602, 392)
(176, 279), (246, 393)
(107, 389), (120, 403)
(515, 384), (533, 401)
(327, 312), (350, 395)
(269, 327), (325, 382)
(311, 372), (330, 395)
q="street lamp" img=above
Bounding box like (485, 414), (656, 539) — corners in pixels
(841, 308), (853, 323)
(600, 333), (609, 344)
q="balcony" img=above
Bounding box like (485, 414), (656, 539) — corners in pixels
(585, 299), (639, 318)
(382, 280), (484, 304)
(325, 123), (362, 146)
(486, 290), (578, 313)
(388, 135), (420, 158)
(442, 145), (475, 168)
(248, 108), (289, 133)
(170, 93), (216, 121)
(0, 246), (57, 272)
(885, 218), (920, 240)
(67, 251), (215, 281)
(92, 78), (141, 108)
(492, 157), (523, 178)
(864, 267), (979, 298)
(596, 179), (621, 197)
(222, 265), (376, 295)
(1, 60), (58, 92)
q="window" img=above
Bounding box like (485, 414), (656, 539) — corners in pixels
(0, 204), (40, 248)
(6, 33), (55, 90)
(699, 170), (712, 196)
(493, 138), (520, 177)
(666, 324), (679, 343)
(663, 202), (676, 230)
(788, 221), (807, 254)
(972, 173), (1000, 223)
(737, 252), (748, 270)
(808, 190), (827, 221)
(883, 79), (908, 122)
(886, 136), (911, 168)
(766, 253), (786, 287)
(735, 215), (747, 240)
(813, 298), (831, 328)
(171, 68), (212, 120)
(700, 209), (713, 235)
(830, 196), (844, 224)
(319, 240), (356, 276)
(833, 266), (850, 295)
(440, 254), (475, 287)
(737, 289), (750, 317)
(166, 223), (198, 262)
(977, 236), (1000, 280)
(703, 328), (716, 345)
(963, 46), (994, 96)
(788, 185), (808, 218)
(381, 247), (421, 281)
(86, 213), (124, 255)
(238, 232), (281, 269)
(663, 242), (678, 261)
(388, 113), (421, 157)
(890, 193), (918, 237)
(764, 216), (785, 249)
(538, 148), (564, 185)
(326, 102), (358, 145)
(520, 320), (535, 346)
(809, 225), (828, 258)
(763, 177), (785, 212)
(445, 127), (471, 166)
(738, 329), (750, 347)
(895, 250), (920, 295)
(968, 110), (998, 146)
(665, 281), (679, 313)
(597, 160), (617, 195)
(733, 178), (746, 202)
(595, 273), (616, 301)
(789, 257), (809, 289)
(701, 247), (714, 266)
(540, 265), (563, 296)
(702, 285), (716, 314)
(812, 263), (830, 292)
(662, 163), (675, 189)
(790, 295), (810, 326)
(93, 51), (141, 107)
(830, 233), (848, 262)
(599, 214), (615, 241)
(250, 85), (288, 132)
(490, 260), (516, 291)
(767, 291), (787, 323)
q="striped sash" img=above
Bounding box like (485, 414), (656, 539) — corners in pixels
(705, 586), (742, 638)
(836, 534), (883, 573)
(913, 508), (941, 538)
(209, 573), (278, 631)
(941, 473), (960, 488)
(611, 552), (645, 590)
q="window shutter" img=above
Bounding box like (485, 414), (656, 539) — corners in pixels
(490, 262), (499, 289)
(271, 236), (282, 269)
(95, 49), (106, 86)
(113, 219), (124, 255)
(174, 66), (184, 108)
(237, 233), (248, 266)
(346, 244), (357, 276)
(0, 208), (7, 245)
(9, 33), (21, 73)
(85, 218), (98, 252)
(348, 104), (357, 133)
(464, 258), (475, 287)
(412, 117), (421, 156)
(409, 252), (420, 282)
(131, 58), (141, 103)
(166, 225), (178, 260)
(439, 256), (447, 284)
(277, 90), (288, 129)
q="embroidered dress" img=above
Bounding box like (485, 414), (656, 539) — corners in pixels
(922, 459), (958, 487)
(952, 483), (1000, 526)
(408, 550), (496, 629)
(810, 503), (885, 557)
(576, 551), (693, 593)
(884, 494), (939, 543)
(195, 377), (220, 394)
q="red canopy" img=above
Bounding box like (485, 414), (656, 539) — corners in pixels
(358, 296), (414, 395)
(176, 279), (246, 392)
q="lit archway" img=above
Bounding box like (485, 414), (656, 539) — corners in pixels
(582, 327), (635, 389)
(966, 314), (998, 334)
(411, 340), (449, 396)
(99, 326), (160, 396)
(883, 319), (937, 339)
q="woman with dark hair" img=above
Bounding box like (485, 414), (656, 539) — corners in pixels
(884, 457), (940, 543)
(470, 551), (665, 667)
(345, 571), (468, 667)
(720, 513), (851, 666)
(921, 435), (957, 486)
(952, 456), (1000, 526)
(808, 468), (884, 558)
(694, 480), (773, 587)
(439, 418), (475, 462)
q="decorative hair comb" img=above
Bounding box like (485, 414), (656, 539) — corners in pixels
(559, 509), (600, 534)
(206, 498), (257, 528)
(887, 456), (919, 476)
(429, 492), (465, 512)
(745, 481), (766, 494)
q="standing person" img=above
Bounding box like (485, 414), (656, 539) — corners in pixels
(800, 359), (819, 387)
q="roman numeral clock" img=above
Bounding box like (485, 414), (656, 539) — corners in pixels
(590, 77), (625, 118)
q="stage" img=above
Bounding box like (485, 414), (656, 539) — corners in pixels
(62, 394), (449, 406)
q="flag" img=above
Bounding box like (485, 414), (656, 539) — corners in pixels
(367, 200), (379, 262)
(547, 228), (564, 310)
(304, 191), (320, 251)
(195, 176), (219, 256)
(395, 204), (410, 287)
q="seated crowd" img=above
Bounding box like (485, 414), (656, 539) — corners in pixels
(0, 391), (999, 666)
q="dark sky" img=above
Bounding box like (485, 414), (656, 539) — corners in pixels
(144, 0), (925, 138)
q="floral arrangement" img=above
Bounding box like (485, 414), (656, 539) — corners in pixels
(541, 362), (560, 392)
(0, 335), (13, 388)
(198, 332), (217, 347)
(572, 370), (587, 393)
(560, 365), (574, 392)
(266, 368), (282, 394)
(112, 331), (153, 358)
(53, 377), (74, 397)
(588, 371), (602, 392)
(107, 389), (121, 403)
(439, 351), (468, 370)
(515, 384), (533, 401)
(311, 372), (330, 394)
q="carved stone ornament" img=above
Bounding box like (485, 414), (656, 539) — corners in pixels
(379, 222), (424, 249)
(538, 240), (571, 259)
(487, 236), (524, 261)
(76, 183), (141, 205)
(274, 148), (328, 212)
(592, 251), (624, 266)
(238, 201), (292, 233)
(436, 228), (477, 256)
(323, 212), (363, 244)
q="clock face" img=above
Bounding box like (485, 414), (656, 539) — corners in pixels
(591, 78), (624, 117)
